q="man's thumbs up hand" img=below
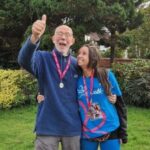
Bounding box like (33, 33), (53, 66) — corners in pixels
(31, 14), (47, 44)
(41, 14), (47, 24)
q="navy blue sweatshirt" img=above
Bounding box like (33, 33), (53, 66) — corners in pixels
(18, 37), (81, 136)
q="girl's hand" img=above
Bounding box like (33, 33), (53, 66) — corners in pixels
(37, 94), (45, 103)
(108, 94), (117, 104)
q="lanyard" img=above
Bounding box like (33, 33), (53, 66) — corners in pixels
(82, 70), (94, 108)
(52, 51), (71, 80)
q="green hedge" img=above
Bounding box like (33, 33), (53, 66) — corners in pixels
(1, 61), (150, 109)
(112, 59), (150, 108)
(0, 69), (37, 109)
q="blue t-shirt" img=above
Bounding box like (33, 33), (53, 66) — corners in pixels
(77, 70), (121, 139)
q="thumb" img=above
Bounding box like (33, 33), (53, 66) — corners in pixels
(41, 14), (47, 24)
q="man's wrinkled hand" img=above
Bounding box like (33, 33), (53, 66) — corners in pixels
(31, 14), (47, 44)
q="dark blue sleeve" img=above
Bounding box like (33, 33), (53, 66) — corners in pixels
(18, 37), (40, 77)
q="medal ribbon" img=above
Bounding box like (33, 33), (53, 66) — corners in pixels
(82, 70), (94, 108)
(52, 51), (71, 80)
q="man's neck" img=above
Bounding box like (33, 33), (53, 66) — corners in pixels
(56, 48), (69, 56)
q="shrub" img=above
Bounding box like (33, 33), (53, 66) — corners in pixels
(101, 48), (125, 58)
(0, 69), (37, 109)
(125, 72), (150, 107)
(112, 59), (150, 108)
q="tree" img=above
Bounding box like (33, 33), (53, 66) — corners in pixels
(0, 0), (32, 68)
(125, 6), (150, 58)
(29, 0), (144, 61)
(0, 0), (144, 68)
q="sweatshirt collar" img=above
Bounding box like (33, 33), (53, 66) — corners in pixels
(53, 48), (71, 58)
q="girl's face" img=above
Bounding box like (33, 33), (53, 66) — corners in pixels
(77, 46), (89, 69)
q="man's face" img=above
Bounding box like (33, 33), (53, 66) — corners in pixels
(52, 25), (75, 55)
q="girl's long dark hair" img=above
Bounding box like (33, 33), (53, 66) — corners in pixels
(80, 44), (111, 96)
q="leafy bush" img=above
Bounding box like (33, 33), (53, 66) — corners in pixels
(101, 48), (125, 58)
(125, 72), (150, 107)
(0, 69), (37, 109)
(112, 59), (150, 108)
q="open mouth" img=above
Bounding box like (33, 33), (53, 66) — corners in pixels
(59, 42), (67, 47)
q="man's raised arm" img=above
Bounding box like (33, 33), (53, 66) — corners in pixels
(18, 15), (47, 74)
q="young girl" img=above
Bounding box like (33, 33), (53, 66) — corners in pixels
(77, 44), (127, 150)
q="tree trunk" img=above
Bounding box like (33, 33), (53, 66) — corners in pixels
(110, 44), (115, 64)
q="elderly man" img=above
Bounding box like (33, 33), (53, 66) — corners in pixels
(18, 14), (81, 150)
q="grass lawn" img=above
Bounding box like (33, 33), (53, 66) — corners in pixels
(0, 105), (150, 150)
(0, 106), (36, 150)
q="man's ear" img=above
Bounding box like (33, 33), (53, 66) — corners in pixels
(71, 37), (75, 46)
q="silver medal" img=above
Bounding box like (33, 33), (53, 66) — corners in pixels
(59, 82), (64, 88)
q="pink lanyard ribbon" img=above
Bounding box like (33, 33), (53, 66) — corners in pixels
(82, 71), (94, 108)
(52, 51), (71, 80)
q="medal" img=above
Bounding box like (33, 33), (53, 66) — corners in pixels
(52, 51), (71, 89)
(87, 103), (103, 119)
(59, 82), (64, 88)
